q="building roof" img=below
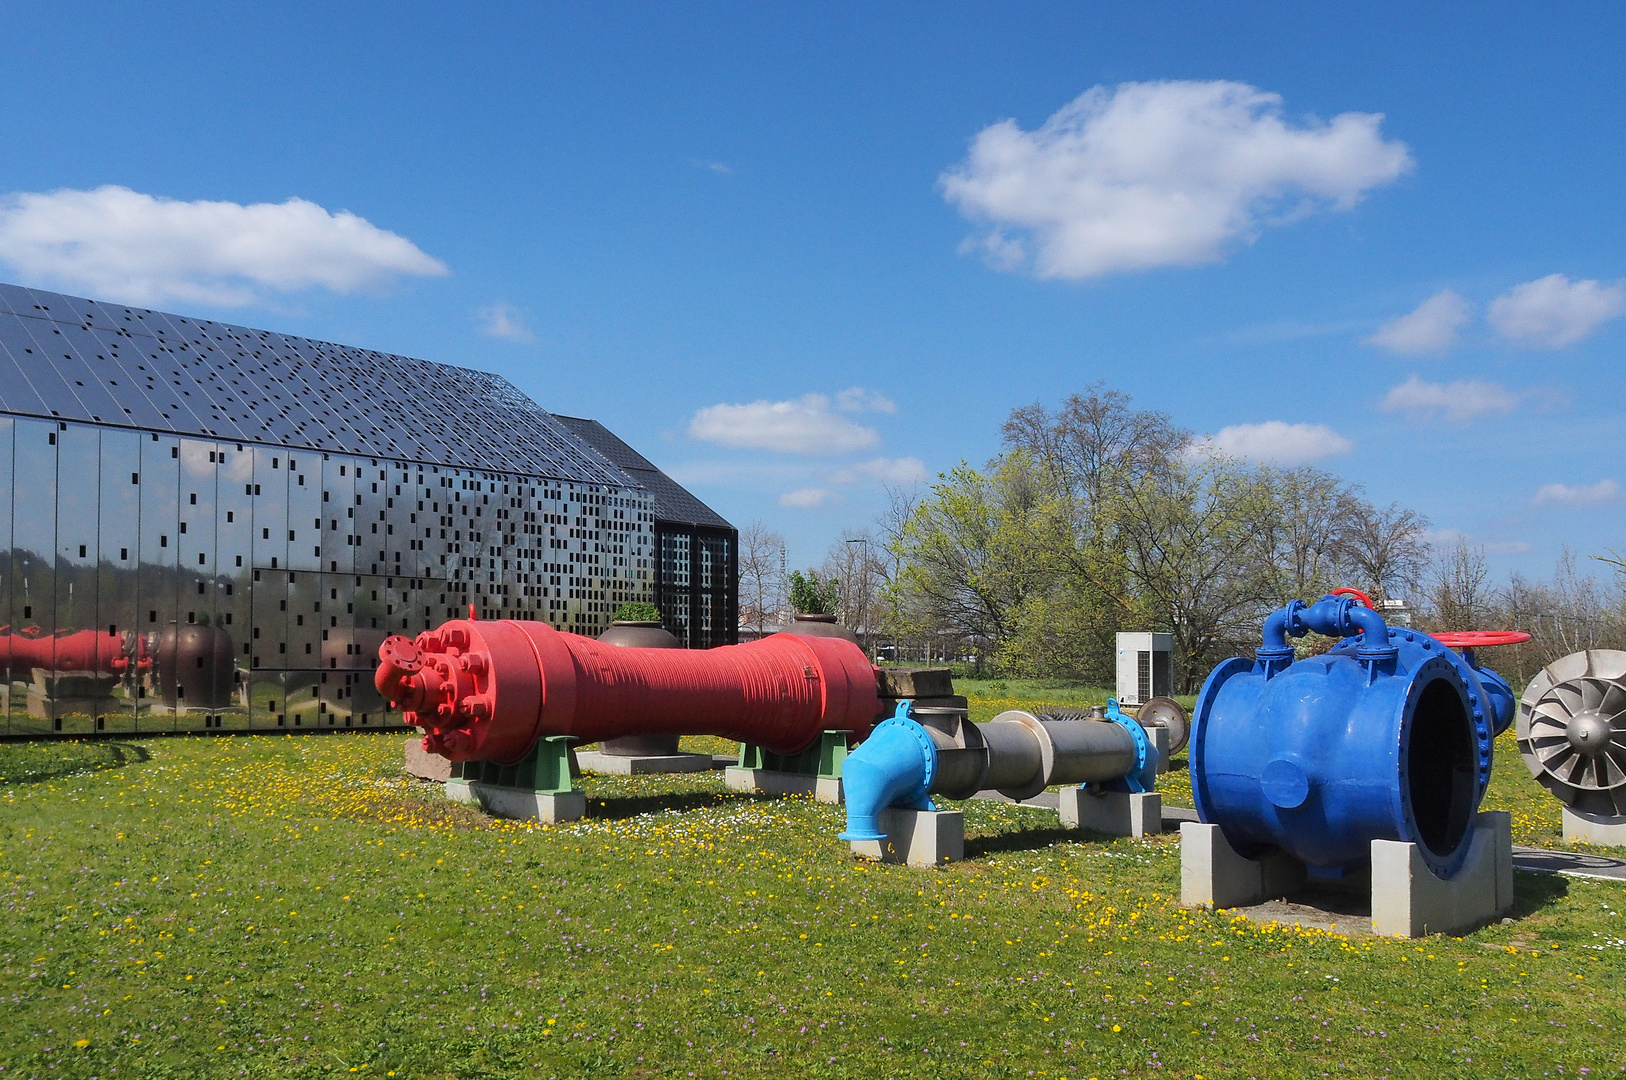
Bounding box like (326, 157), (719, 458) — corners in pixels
(554, 415), (734, 530)
(0, 281), (631, 488)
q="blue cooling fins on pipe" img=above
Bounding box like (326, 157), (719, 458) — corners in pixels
(1192, 594), (1516, 880)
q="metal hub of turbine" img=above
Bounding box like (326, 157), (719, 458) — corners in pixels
(1517, 649), (1626, 817)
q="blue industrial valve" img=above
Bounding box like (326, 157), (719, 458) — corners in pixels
(1192, 593), (1517, 879)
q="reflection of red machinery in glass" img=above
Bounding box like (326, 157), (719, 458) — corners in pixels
(1, 624), (152, 719)
(151, 623), (237, 710)
(1, 622), (240, 714)
(375, 619), (880, 764)
(0, 624), (150, 676)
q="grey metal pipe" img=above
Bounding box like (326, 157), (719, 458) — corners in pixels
(913, 707), (1141, 802)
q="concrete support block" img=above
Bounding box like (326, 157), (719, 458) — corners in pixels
(1371, 811), (1514, 937)
(1180, 822), (1307, 909)
(575, 750), (719, 775)
(848, 807), (964, 868)
(1150, 726), (1171, 774)
(724, 766), (843, 803)
(445, 779), (586, 824)
(1059, 788), (1162, 837)
(1562, 805), (1626, 846)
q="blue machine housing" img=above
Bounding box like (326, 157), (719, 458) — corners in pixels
(1192, 595), (1512, 880)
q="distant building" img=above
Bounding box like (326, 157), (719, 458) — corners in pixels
(0, 282), (734, 736)
(554, 417), (737, 649)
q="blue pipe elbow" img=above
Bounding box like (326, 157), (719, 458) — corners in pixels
(837, 707), (937, 842)
(1464, 653), (1516, 737)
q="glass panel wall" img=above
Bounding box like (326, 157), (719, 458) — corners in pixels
(97, 429), (141, 733)
(9, 419), (59, 736)
(0, 415), (667, 738)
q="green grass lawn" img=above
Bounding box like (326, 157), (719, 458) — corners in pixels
(2, 704), (1623, 1079)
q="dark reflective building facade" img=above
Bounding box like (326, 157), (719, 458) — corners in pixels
(557, 417), (738, 649)
(0, 283), (735, 736)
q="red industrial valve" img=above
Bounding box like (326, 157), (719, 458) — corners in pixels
(375, 619), (881, 763)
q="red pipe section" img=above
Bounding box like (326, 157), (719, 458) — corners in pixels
(0, 626), (146, 675)
(375, 619), (880, 764)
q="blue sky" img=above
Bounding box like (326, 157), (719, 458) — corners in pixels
(1, 3), (1623, 579)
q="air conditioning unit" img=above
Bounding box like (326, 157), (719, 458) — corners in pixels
(1115, 632), (1172, 706)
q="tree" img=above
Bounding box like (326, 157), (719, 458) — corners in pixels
(1423, 540), (1491, 630)
(889, 456), (1047, 670)
(1244, 466), (1364, 605)
(822, 529), (884, 649)
(1341, 500), (1430, 603)
(787, 570), (841, 616)
(1107, 457), (1275, 690)
(612, 601), (662, 622)
(737, 520), (786, 633)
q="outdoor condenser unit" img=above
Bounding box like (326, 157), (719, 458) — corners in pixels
(1115, 632), (1172, 706)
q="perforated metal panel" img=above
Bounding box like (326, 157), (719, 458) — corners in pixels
(0, 282), (628, 487)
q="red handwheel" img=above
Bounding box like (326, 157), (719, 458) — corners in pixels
(1329, 587), (1375, 609)
(1429, 630), (1532, 649)
(1430, 627), (1528, 644)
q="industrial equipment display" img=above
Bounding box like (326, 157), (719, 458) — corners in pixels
(0, 281), (740, 738)
(1517, 649), (1626, 819)
(375, 617), (878, 764)
(838, 699), (1157, 843)
(1191, 592), (1520, 879)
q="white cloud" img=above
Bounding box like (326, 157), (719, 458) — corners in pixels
(1188, 421), (1352, 465)
(1487, 274), (1626, 348)
(778, 487), (833, 509)
(689, 159), (734, 175)
(1365, 289), (1471, 354)
(835, 387), (897, 413)
(476, 302), (534, 342)
(1423, 528), (1531, 556)
(939, 80), (1412, 280)
(0, 185), (447, 307)
(1533, 479), (1621, 506)
(687, 394), (881, 455)
(828, 456), (928, 485)
(1380, 376), (1519, 421)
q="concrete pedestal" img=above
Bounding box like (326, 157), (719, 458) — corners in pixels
(1562, 805), (1626, 846)
(1181, 812), (1516, 938)
(1180, 822), (1308, 910)
(1371, 812), (1514, 937)
(576, 749), (719, 775)
(1150, 726), (1171, 774)
(445, 778), (586, 823)
(1059, 788), (1162, 837)
(724, 766), (843, 803)
(848, 807), (964, 868)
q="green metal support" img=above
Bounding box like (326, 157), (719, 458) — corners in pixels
(449, 735), (576, 793)
(736, 730), (850, 779)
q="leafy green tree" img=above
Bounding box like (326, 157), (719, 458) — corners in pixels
(787, 570), (841, 616)
(612, 601), (662, 622)
(888, 455), (1047, 672)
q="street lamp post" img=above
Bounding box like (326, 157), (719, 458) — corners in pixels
(846, 537), (871, 661)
